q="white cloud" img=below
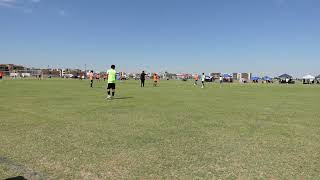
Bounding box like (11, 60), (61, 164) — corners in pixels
(0, 0), (17, 8)
(0, 3), (11, 8)
(0, 0), (17, 3)
(0, 0), (38, 12)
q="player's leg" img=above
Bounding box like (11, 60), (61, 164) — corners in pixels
(112, 83), (116, 97)
(107, 84), (111, 99)
(91, 80), (93, 88)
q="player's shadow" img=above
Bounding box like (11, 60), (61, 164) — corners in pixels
(5, 176), (27, 180)
(113, 97), (133, 100)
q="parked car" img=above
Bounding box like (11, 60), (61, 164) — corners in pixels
(205, 76), (213, 82)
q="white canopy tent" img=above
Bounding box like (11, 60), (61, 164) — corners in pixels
(316, 75), (320, 83)
(303, 75), (315, 80)
(302, 75), (315, 84)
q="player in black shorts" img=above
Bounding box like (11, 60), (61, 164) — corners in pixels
(106, 65), (117, 99)
(140, 71), (146, 87)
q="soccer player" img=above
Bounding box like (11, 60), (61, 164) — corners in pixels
(96, 73), (100, 82)
(201, 73), (205, 88)
(153, 73), (158, 87)
(89, 71), (94, 88)
(0, 71), (3, 80)
(140, 71), (146, 87)
(219, 75), (223, 84)
(38, 73), (42, 80)
(106, 65), (117, 99)
(103, 74), (107, 81)
(194, 74), (199, 85)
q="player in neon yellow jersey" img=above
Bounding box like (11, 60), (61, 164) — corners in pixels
(106, 65), (117, 99)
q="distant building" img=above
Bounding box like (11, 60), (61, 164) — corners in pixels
(0, 64), (9, 73)
(0, 64), (26, 74)
(42, 69), (62, 77)
(232, 73), (241, 80)
(64, 69), (83, 76)
(241, 73), (252, 81)
(232, 72), (252, 81)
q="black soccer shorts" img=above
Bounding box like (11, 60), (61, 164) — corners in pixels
(107, 83), (116, 89)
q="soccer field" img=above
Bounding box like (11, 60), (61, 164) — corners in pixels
(0, 79), (320, 179)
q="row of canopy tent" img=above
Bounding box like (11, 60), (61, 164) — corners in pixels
(220, 74), (272, 81)
(251, 74), (292, 80)
(251, 76), (272, 81)
(251, 74), (320, 83)
(218, 73), (320, 82)
(277, 74), (320, 80)
(251, 74), (320, 80)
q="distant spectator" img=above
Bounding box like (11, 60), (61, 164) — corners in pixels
(201, 73), (205, 88)
(96, 74), (100, 82)
(140, 71), (146, 87)
(153, 73), (159, 87)
(194, 74), (199, 85)
(89, 71), (94, 88)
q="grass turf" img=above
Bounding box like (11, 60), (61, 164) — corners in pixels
(0, 79), (320, 179)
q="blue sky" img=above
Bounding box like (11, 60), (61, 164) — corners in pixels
(0, 0), (320, 76)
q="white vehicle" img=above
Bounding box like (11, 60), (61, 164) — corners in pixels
(10, 73), (19, 77)
(64, 74), (74, 78)
(21, 73), (31, 77)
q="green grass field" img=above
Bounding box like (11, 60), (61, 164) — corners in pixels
(1, 79), (320, 179)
